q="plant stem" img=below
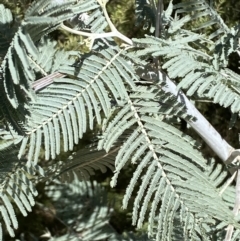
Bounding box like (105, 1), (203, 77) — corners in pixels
(59, 0), (133, 47)
(136, 66), (236, 163)
(155, 0), (163, 38)
(224, 169), (240, 241)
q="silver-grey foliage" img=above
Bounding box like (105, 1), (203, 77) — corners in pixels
(0, 0), (240, 240)
(16, 176), (152, 241)
(45, 177), (140, 241)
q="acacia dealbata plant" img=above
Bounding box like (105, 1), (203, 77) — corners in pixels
(0, 0), (240, 240)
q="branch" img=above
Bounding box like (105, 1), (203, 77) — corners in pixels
(136, 66), (236, 163)
(33, 66), (237, 164)
(59, 0), (133, 48)
(60, 23), (133, 47)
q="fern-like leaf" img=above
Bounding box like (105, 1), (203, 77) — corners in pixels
(18, 40), (137, 164)
(1, 0), (103, 110)
(50, 143), (117, 182)
(44, 175), (153, 241)
(173, 0), (229, 41)
(0, 142), (44, 239)
(0, 5), (16, 62)
(98, 85), (238, 240)
(132, 33), (240, 113)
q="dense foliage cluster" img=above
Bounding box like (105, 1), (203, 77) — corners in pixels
(0, 0), (240, 240)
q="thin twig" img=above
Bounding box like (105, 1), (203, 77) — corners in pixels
(60, 0), (133, 47)
(219, 171), (237, 196)
(225, 168), (240, 241)
(32, 72), (66, 92)
(155, 0), (163, 38)
(153, 0), (163, 75)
